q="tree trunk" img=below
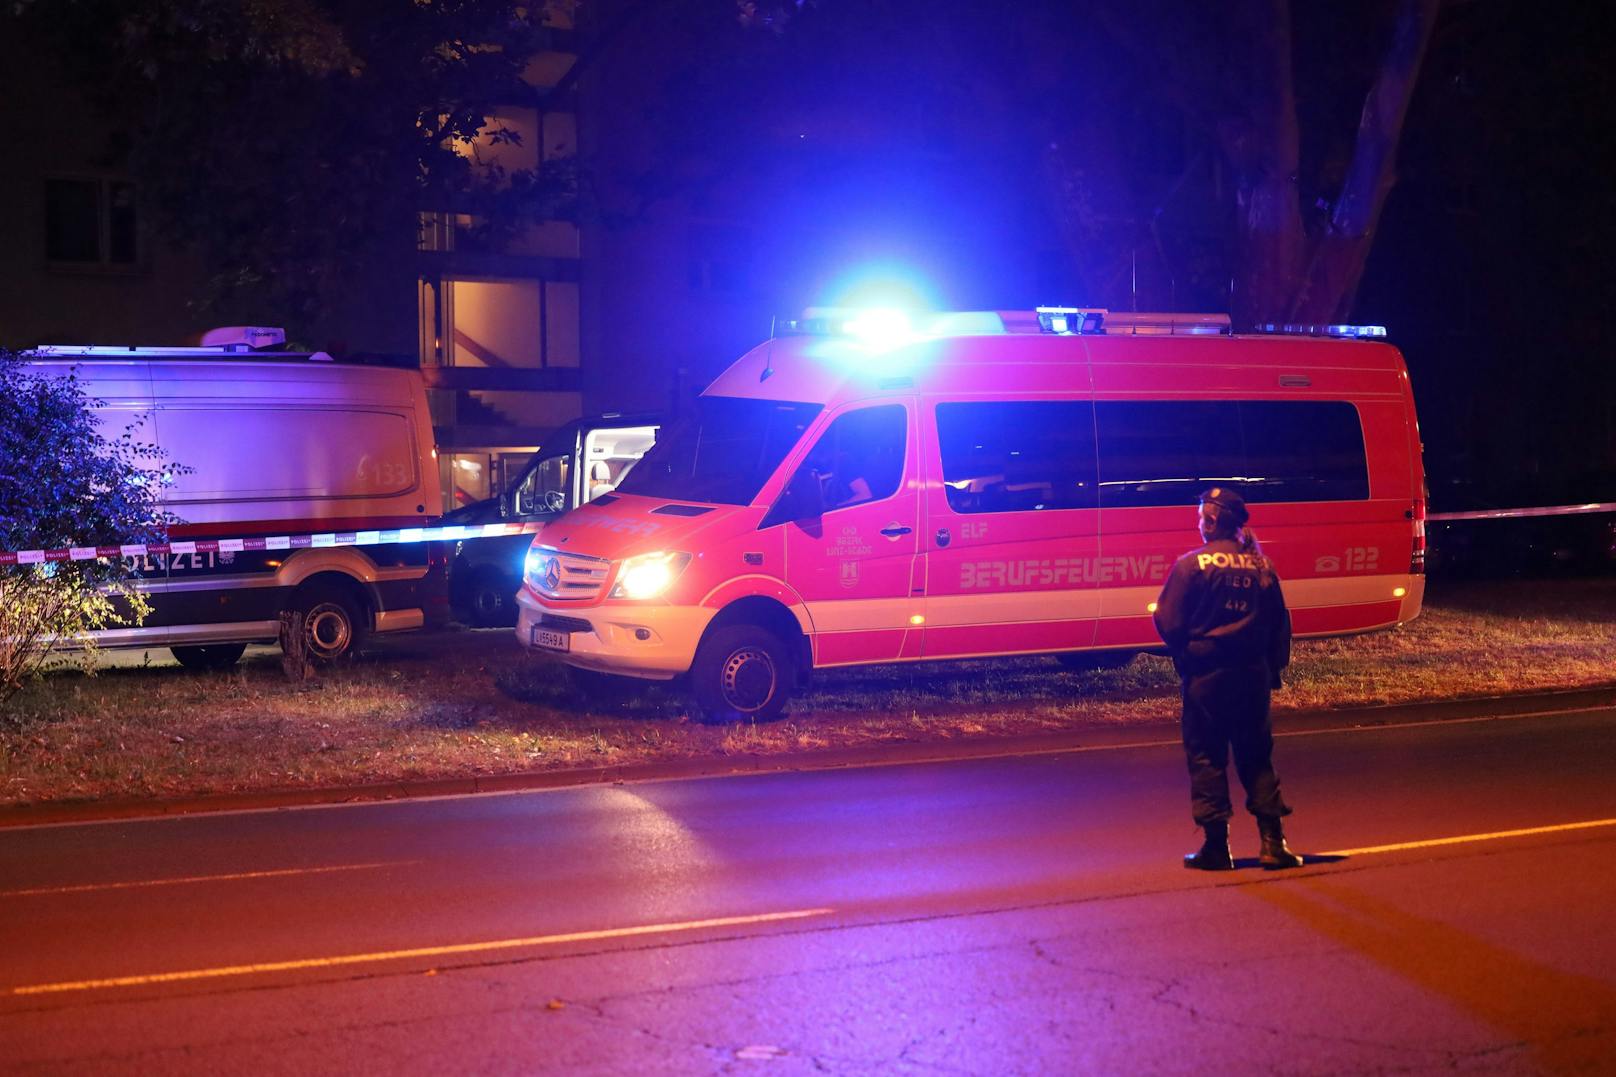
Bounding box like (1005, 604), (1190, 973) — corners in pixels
(1229, 0), (1305, 331)
(1289, 0), (1441, 324)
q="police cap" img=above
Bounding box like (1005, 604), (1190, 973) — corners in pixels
(1199, 486), (1249, 528)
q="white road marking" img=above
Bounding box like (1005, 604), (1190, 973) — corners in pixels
(0, 861), (416, 899)
(1321, 817), (1616, 858)
(9, 908), (836, 996)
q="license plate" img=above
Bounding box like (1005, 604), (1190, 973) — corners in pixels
(532, 627), (570, 652)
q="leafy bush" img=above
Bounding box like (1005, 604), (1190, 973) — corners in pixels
(0, 348), (184, 708)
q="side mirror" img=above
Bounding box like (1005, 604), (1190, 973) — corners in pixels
(761, 467), (824, 529)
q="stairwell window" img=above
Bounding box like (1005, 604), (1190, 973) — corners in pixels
(45, 177), (138, 268)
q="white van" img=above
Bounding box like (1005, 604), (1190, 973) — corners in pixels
(26, 328), (446, 667)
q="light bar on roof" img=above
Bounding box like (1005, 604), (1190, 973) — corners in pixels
(776, 308), (1007, 341)
(1257, 323), (1388, 339)
(1034, 307), (1107, 335)
(1034, 308), (1231, 336)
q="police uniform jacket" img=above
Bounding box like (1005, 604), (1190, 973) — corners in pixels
(1153, 539), (1292, 679)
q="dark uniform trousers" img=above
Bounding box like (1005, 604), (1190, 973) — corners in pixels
(1180, 661), (1291, 825)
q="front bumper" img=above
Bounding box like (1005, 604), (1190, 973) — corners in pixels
(514, 586), (716, 680)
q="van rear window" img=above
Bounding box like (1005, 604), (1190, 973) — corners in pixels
(615, 396), (821, 506)
(1096, 400), (1369, 506)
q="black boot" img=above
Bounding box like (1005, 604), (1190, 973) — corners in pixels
(1257, 816), (1304, 869)
(1184, 821), (1234, 871)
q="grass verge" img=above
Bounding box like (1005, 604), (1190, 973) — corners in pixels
(1, 577), (1612, 807)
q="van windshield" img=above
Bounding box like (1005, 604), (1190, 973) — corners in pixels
(615, 396), (821, 506)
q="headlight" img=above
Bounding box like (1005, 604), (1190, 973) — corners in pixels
(523, 547), (548, 588)
(609, 550), (692, 600)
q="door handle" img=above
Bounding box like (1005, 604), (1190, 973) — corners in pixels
(880, 524), (913, 538)
(935, 528), (951, 548)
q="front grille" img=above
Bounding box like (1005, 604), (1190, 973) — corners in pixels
(528, 546), (611, 601)
(540, 614), (594, 634)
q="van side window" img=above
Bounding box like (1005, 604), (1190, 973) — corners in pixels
(1095, 400), (1368, 506)
(516, 453), (569, 514)
(797, 405), (907, 510)
(935, 400), (1098, 514)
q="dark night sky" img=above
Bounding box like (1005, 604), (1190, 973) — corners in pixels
(606, 0), (1616, 501)
(8, 0), (1612, 500)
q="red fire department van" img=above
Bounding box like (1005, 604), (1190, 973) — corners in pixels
(515, 308), (1426, 720)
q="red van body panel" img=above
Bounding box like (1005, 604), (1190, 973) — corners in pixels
(515, 316), (1425, 683)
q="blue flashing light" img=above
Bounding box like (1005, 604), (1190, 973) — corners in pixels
(782, 307), (1006, 341)
(1257, 323), (1388, 339)
(841, 308), (914, 350)
(1034, 306), (1106, 335)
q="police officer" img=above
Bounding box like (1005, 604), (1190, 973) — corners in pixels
(1153, 487), (1303, 871)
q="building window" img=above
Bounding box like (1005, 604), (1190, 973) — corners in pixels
(45, 178), (138, 266)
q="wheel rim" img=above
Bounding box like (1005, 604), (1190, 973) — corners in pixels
(303, 601), (352, 659)
(719, 646), (776, 713)
(472, 587), (503, 616)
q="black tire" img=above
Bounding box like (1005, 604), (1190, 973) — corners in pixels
(463, 567), (518, 628)
(690, 624), (795, 723)
(170, 643), (248, 671)
(1056, 651), (1136, 671)
(291, 583), (369, 663)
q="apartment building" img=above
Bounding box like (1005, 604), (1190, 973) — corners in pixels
(0, 12), (587, 515)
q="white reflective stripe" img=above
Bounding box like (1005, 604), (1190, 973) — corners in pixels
(1097, 583), (1165, 618)
(355, 530), (381, 545)
(168, 541), (196, 555)
(266, 536), (290, 550)
(217, 538), (245, 553)
(18, 550), (43, 564)
(311, 533), (336, 547)
(399, 528), (425, 543)
(119, 544), (147, 558)
(69, 547), (98, 560)
(1281, 573), (1414, 608)
(927, 588), (1106, 627)
(145, 575), (283, 593)
(802, 594), (922, 633)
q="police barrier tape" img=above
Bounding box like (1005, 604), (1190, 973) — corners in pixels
(3, 502), (1614, 566)
(0, 521), (545, 567)
(1426, 502), (1616, 522)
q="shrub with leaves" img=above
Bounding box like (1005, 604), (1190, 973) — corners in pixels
(0, 348), (185, 708)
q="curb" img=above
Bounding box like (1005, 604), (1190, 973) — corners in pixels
(3, 684), (1612, 829)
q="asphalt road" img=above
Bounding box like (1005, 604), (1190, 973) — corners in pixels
(3, 701), (1615, 1074)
